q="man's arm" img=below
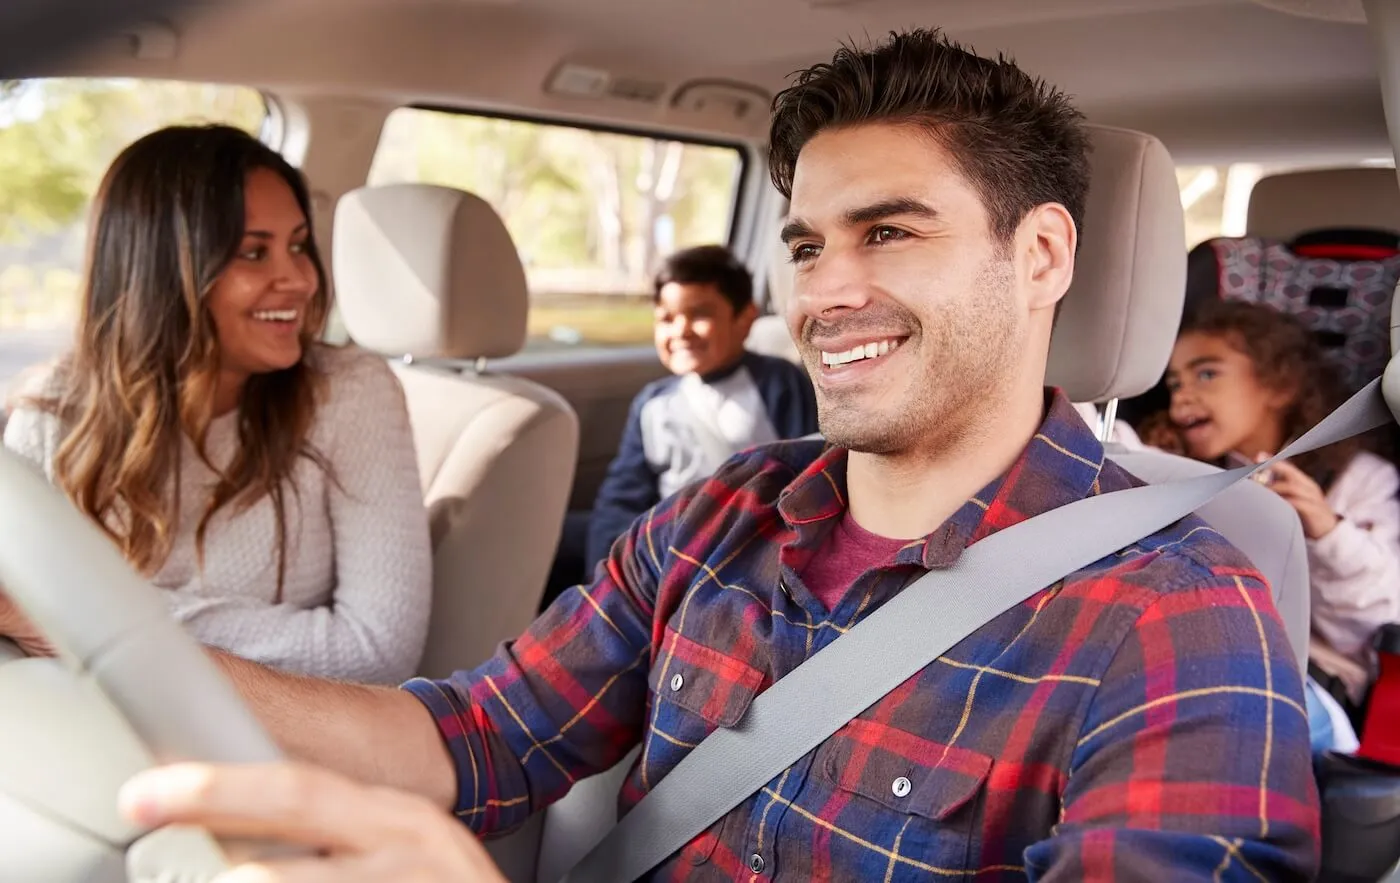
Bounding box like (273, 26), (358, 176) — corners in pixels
(1025, 572), (1320, 881)
(213, 652), (459, 810)
(217, 493), (670, 838)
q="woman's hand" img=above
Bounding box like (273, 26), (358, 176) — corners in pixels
(1257, 458), (1341, 540)
(119, 762), (509, 883)
(0, 589), (56, 657)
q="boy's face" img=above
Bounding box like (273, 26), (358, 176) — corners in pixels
(653, 281), (756, 376)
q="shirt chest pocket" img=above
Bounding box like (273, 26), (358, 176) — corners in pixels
(643, 629), (765, 787)
(805, 718), (994, 879)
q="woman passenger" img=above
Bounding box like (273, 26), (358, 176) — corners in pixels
(2, 124), (432, 685)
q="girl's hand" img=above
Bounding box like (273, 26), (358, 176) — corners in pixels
(1257, 458), (1340, 540)
(0, 589), (56, 657)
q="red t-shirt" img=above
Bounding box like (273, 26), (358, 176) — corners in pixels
(801, 512), (911, 611)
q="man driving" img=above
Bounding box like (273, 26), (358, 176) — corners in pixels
(108, 27), (1319, 882)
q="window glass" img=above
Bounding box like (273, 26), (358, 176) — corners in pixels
(368, 108), (746, 352)
(0, 78), (267, 399)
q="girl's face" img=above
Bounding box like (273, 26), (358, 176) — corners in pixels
(1165, 331), (1293, 462)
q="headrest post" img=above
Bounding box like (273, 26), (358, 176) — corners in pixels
(1098, 398), (1120, 444)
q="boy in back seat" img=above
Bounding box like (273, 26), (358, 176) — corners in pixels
(585, 245), (818, 573)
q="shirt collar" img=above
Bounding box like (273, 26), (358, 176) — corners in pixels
(776, 389), (1106, 570)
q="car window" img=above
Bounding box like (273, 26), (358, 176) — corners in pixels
(0, 77), (267, 399)
(367, 107), (746, 354)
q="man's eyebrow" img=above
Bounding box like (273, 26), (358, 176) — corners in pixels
(844, 197), (939, 227)
(779, 218), (816, 246)
(780, 198), (940, 245)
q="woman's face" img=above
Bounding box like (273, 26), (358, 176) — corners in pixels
(205, 167), (318, 389)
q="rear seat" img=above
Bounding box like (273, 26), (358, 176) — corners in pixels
(1189, 167), (1400, 396)
(1121, 166), (1400, 427)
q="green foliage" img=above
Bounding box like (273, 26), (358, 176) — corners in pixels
(0, 78), (264, 241)
(0, 78), (265, 329)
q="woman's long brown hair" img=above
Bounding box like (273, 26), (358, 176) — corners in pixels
(35, 124), (332, 597)
(1181, 301), (1362, 490)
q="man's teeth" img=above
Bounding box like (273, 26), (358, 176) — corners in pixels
(821, 338), (899, 367)
(253, 309), (298, 322)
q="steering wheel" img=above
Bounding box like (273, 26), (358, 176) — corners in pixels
(0, 448), (295, 882)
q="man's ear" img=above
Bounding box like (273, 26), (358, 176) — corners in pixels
(1018, 203), (1077, 314)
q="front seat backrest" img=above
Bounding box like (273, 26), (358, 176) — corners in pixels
(1045, 124), (1310, 673)
(333, 183), (580, 679)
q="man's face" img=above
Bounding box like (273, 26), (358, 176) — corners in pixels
(782, 123), (1031, 455)
(653, 281), (756, 376)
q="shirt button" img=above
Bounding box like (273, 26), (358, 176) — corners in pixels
(670, 673), (684, 692)
(892, 776), (912, 798)
(748, 853), (766, 874)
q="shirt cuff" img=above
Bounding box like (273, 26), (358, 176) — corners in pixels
(400, 676), (479, 821)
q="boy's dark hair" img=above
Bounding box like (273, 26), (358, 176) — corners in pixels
(654, 244), (754, 313)
(768, 28), (1091, 248)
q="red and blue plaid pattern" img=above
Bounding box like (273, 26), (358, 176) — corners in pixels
(404, 390), (1319, 881)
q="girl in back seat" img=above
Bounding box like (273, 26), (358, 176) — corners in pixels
(1151, 300), (1400, 719)
(0, 125), (431, 685)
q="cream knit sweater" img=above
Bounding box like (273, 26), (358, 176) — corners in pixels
(3, 344), (432, 685)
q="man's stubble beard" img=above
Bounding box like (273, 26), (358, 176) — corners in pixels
(814, 259), (1023, 456)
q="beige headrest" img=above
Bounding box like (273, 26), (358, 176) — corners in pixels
(333, 184), (528, 360)
(1046, 125), (1186, 403)
(1246, 167), (1400, 241)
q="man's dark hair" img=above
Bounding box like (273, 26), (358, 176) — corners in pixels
(654, 244), (754, 313)
(768, 28), (1091, 246)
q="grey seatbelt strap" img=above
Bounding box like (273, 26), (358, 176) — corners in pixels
(561, 377), (1392, 883)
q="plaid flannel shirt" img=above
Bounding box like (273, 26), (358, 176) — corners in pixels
(404, 390), (1319, 881)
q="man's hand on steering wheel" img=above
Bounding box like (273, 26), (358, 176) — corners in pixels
(119, 761), (509, 882)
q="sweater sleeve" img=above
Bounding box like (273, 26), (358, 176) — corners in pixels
(161, 348), (433, 685)
(1308, 451), (1400, 663)
(2, 364), (64, 480)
